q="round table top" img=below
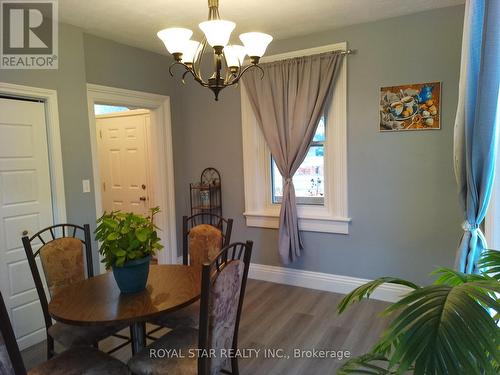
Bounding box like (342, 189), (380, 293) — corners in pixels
(48, 264), (201, 326)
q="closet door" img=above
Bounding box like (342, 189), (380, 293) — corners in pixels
(0, 97), (53, 349)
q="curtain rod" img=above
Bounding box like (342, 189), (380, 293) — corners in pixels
(257, 46), (356, 64)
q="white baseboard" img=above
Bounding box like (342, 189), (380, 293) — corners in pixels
(248, 263), (412, 303)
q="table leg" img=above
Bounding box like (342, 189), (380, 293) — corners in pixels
(130, 322), (146, 355)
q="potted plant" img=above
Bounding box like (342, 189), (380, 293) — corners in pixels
(337, 250), (500, 375)
(95, 207), (163, 294)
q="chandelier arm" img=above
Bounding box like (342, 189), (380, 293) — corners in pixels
(169, 62), (208, 86)
(227, 63), (265, 87)
(168, 62), (183, 77)
(224, 72), (238, 85)
(184, 67), (209, 87)
(193, 38), (209, 82)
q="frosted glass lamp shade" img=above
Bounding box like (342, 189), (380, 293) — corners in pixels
(199, 20), (235, 47)
(157, 28), (193, 54)
(181, 40), (201, 63)
(239, 32), (273, 57)
(224, 45), (246, 67)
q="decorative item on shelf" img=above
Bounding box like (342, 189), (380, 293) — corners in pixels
(95, 207), (163, 294)
(190, 168), (222, 226)
(379, 81), (441, 132)
(156, 0), (273, 101)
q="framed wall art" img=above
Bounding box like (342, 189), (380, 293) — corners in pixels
(379, 81), (441, 132)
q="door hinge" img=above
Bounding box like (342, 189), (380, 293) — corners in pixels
(99, 130), (102, 139)
(103, 182), (106, 191)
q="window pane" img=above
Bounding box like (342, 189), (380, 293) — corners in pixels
(272, 145), (324, 205)
(313, 117), (326, 142)
(94, 104), (130, 115)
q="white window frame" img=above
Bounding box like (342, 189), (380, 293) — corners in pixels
(485, 135), (500, 249)
(241, 42), (350, 234)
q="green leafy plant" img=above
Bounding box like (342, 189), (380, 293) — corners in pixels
(337, 249), (500, 375)
(95, 207), (163, 269)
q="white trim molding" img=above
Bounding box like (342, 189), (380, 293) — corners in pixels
(0, 82), (66, 350)
(86, 84), (177, 269)
(0, 82), (67, 224)
(249, 263), (412, 303)
(241, 42), (350, 234)
(485, 131), (500, 249)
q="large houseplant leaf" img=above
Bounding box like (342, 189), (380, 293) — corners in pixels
(337, 277), (420, 314)
(375, 281), (500, 374)
(478, 249), (500, 280)
(337, 249), (500, 375)
(337, 353), (398, 375)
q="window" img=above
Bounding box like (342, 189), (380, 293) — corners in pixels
(94, 104), (130, 115)
(271, 118), (325, 205)
(241, 42), (350, 234)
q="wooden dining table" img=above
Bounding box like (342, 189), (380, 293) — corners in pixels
(48, 264), (201, 354)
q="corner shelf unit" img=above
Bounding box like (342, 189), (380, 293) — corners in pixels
(190, 168), (222, 226)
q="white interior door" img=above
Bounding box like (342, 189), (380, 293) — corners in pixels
(96, 109), (152, 216)
(0, 97), (53, 349)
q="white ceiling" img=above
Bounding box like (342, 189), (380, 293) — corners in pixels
(59, 0), (464, 54)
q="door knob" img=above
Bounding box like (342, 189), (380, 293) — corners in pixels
(139, 196), (147, 201)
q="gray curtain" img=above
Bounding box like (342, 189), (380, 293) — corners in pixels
(453, 0), (500, 273)
(242, 53), (342, 263)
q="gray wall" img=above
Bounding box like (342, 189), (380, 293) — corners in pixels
(82, 34), (185, 268)
(173, 5), (464, 285)
(0, 23), (95, 233)
(0, 6), (464, 284)
(0, 25), (181, 271)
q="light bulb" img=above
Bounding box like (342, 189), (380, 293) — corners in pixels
(199, 20), (235, 47)
(224, 45), (246, 67)
(181, 40), (201, 63)
(157, 28), (193, 54)
(239, 32), (273, 58)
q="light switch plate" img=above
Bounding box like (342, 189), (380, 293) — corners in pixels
(82, 179), (91, 193)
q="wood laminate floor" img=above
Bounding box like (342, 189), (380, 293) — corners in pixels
(21, 279), (391, 374)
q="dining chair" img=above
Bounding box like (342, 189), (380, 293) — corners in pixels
(182, 213), (233, 266)
(0, 291), (129, 375)
(128, 241), (253, 375)
(22, 223), (129, 359)
(148, 214), (233, 334)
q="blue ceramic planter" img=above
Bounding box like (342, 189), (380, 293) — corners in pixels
(112, 256), (151, 294)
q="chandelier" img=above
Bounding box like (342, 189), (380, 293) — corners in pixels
(157, 0), (273, 101)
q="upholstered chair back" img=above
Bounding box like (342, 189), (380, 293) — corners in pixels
(188, 224), (223, 267)
(22, 224), (93, 332)
(209, 260), (243, 374)
(0, 333), (15, 375)
(198, 241), (253, 375)
(182, 214), (233, 266)
(0, 292), (27, 375)
(38, 237), (86, 297)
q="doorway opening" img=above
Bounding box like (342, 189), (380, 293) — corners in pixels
(94, 106), (154, 216)
(94, 106), (157, 261)
(87, 85), (177, 270)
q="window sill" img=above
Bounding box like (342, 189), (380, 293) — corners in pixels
(243, 210), (351, 234)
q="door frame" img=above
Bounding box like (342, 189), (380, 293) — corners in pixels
(86, 84), (177, 269)
(0, 82), (66, 350)
(0, 82), (67, 224)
